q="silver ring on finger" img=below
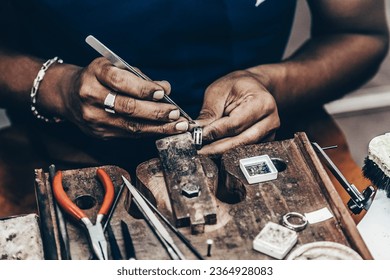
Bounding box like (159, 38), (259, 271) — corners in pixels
(104, 91), (117, 114)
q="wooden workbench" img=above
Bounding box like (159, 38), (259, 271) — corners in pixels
(34, 132), (372, 260)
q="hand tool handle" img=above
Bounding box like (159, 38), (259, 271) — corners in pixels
(53, 171), (87, 220)
(96, 168), (115, 216)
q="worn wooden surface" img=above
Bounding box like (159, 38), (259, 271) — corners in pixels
(35, 133), (372, 260)
(0, 214), (44, 260)
(155, 133), (218, 234)
(35, 165), (197, 260)
(136, 132), (372, 260)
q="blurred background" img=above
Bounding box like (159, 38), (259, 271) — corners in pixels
(285, 1), (390, 167)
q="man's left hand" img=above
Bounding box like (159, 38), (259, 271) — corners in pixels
(195, 70), (280, 155)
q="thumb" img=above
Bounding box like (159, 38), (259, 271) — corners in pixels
(194, 108), (219, 128)
(194, 93), (225, 128)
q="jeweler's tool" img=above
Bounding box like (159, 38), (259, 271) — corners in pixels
(102, 182), (125, 232)
(48, 164), (71, 260)
(122, 176), (186, 260)
(206, 239), (213, 257)
(362, 133), (390, 198)
(86, 35), (195, 124)
(121, 220), (136, 260)
(106, 223), (123, 260)
(136, 189), (204, 260)
(53, 168), (115, 260)
(312, 142), (375, 214)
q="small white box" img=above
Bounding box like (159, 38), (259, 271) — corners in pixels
(253, 222), (298, 259)
(239, 155), (278, 184)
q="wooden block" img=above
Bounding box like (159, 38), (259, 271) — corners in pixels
(155, 133), (218, 234)
(0, 214), (44, 260)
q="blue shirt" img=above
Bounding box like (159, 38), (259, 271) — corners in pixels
(9, 0), (297, 170)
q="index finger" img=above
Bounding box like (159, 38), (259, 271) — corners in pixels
(198, 118), (278, 156)
(95, 58), (168, 101)
(201, 99), (265, 142)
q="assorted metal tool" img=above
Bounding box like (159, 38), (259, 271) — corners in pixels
(135, 188), (204, 260)
(52, 168), (115, 260)
(311, 142), (375, 214)
(102, 183), (125, 233)
(106, 223), (122, 260)
(122, 176), (187, 260)
(121, 220), (136, 260)
(48, 164), (71, 260)
(85, 35), (195, 124)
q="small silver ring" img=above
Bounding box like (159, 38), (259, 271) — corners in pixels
(104, 91), (117, 114)
(282, 212), (308, 232)
(192, 127), (203, 149)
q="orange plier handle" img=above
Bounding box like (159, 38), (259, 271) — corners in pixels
(53, 168), (115, 222)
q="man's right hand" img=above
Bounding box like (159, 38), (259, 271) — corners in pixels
(51, 57), (187, 139)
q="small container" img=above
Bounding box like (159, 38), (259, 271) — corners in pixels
(239, 155), (278, 184)
(253, 222), (297, 259)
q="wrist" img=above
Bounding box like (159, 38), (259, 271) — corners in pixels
(37, 61), (82, 120)
(246, 63), (288, 110)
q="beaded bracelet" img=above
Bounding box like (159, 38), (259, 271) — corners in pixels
(30, 56), (63, 123)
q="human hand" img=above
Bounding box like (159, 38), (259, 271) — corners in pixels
(194, 70), (280, 155)
(62, 57), (189, 139)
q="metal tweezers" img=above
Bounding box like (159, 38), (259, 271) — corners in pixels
(85, 35), (195, 124)
(121, 176), (186, 260)
(122, 176), (204, 260)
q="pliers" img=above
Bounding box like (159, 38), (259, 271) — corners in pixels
(53, 168), (115, 260)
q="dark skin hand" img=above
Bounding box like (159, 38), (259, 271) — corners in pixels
(195, 70), (279, 155)
(194, 0), (388, 156)
(0, 54), (190, 140)
(0, 0), (388, 155)
(63, 57), (189, 139)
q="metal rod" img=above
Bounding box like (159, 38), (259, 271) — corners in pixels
(106, 223), (123, 260)
(137, 190), (204, 260)
(121, 220), (136, 260)
(103, 183), (125, 232)
(130, 195), (180, 260)
(311, 142), (364, 206)
(321, 145), (338, 151)
(49, 164), (71, 260)
(122, 176), (185, 260)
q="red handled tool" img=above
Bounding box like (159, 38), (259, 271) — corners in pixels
(52, 168), (115, 260)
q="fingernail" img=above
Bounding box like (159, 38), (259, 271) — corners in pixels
(168, 109), (180, 120)
(175, 121), (189, 132)
(153, 90), (165, 100)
